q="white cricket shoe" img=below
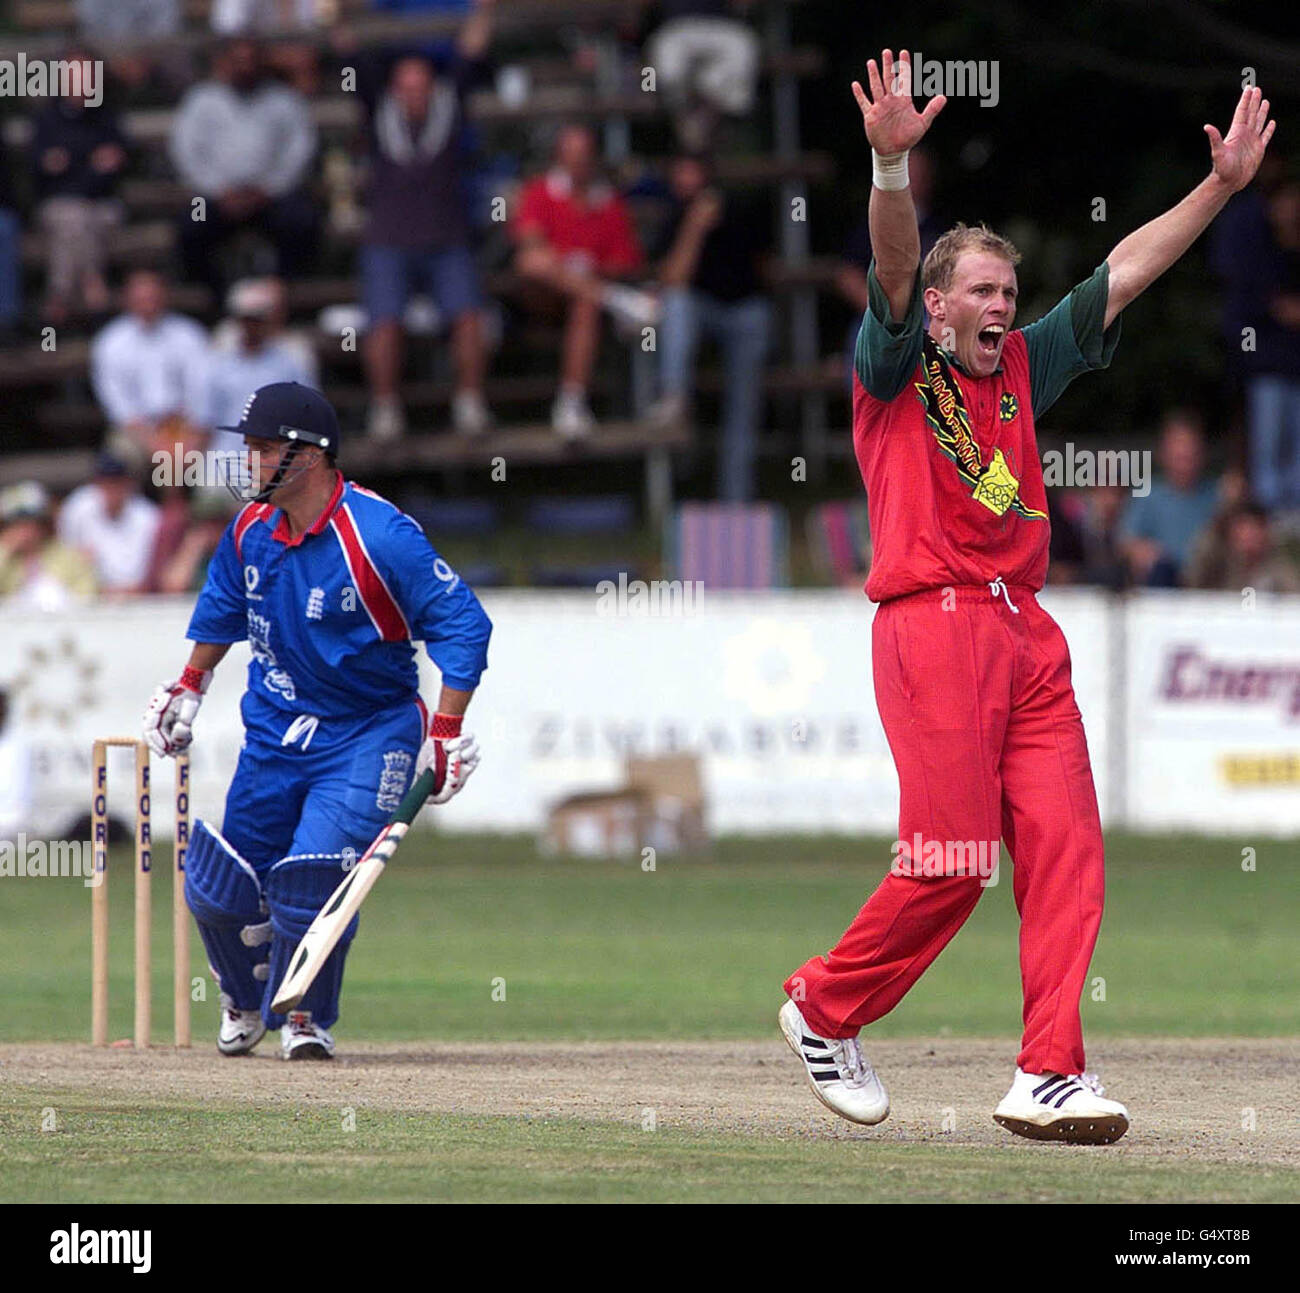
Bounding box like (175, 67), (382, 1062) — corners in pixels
(779, 1000), (889, 1126)
(217, 992), (266, 1056)
(280, 1010), (336, 1061)
(994, 1068), (1129, 1144)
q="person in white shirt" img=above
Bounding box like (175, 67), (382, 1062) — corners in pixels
(56, 454), (162, 596)
(90, 269), (208, 462)
(170, 37), (320, 297)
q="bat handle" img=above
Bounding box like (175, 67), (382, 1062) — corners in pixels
(393, 768), (437, 827)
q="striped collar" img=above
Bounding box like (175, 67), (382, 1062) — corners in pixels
(270, 472), (344, 547)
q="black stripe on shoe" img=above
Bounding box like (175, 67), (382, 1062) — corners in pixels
(1033, 1075), (1070, 1101)
(1051, 1084), (1084, 1108)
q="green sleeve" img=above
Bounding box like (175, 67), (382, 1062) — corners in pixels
(1022, 262), (1122, 420)
(853, 260), (925, 402)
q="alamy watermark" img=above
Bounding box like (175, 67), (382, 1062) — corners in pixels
(1042, 443), (1151, 497)
(595, 573), (704, 617)
(1, 836), (97, 886)
(0, 55), (103, 107)
(152, 444), (256, 489)
(891, 834), (1001, 886)
(893, 54), (999, 108)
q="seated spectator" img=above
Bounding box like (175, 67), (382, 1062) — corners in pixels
(91, 269), (208, 465)
(1210, 162), (1300, 514)
(30, 48), (129, 322)
(212, 0), (320, 33)
(0, 481), (96, 611)
(78, 0), (179, 45)
(1045, 489), (1086, 585)
(210, 276), (318, 380)
(1186, 501), (1300, 593)
(203, 278), (318, 462)
(644, 1), (761, 150)
(1076, 484), (1131, 590)
(57, 454), (161, 597)
(513, 124), (655, 438)
(76, 0), (187, 98)
(0, 142), (20, 341)
(359, 1), (496, 440)
(170, 38), (320, 298)
(649, 151), (770, 501)
(1119, 411), (1220, 587)
(147, 489), (239, 595)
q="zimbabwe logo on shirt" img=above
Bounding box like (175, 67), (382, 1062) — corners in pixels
(915, 336), (1046, 521)
(1000, 392), (1019, 422)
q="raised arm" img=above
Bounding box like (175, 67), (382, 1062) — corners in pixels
(1104, 85), (1276, 329)
(852, 49), (946, 321)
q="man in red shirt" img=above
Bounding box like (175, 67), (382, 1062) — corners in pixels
(780, 50), (1275, 1144)
(513, 124), (657, 438)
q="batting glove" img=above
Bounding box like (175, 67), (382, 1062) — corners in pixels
(142, 665), (211, 757)
(415, 711), (480, 804)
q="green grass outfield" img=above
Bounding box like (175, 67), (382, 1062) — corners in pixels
(4, 831), (1294, 1043)
(1, 1098), (1291, 1205)
(4, 832), (1295, 1205)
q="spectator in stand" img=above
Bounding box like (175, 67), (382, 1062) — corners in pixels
(359, 0), (497, 440)
(0, 481), (96, 611)
(77, 0), (187, 98)
(78, 0), (179, 44)
(1045, 490), (1086, 585)
(91, 269), (208, 465)
(513, 124), (656, 438)
(210, 276), (318, 380)
(1210, 158), (1300, 514)
(0, 142), (20, 341)
(644, 1), (760, 150)
(1119, 411), (1220, 587)
(148, 489), (240, 595)
(170, 38), (319, 298)
(56, 453), (161, 597)
(30, 48), (129, 322)
(203, 278), (318, 462)
(649, 151), (770, 501)
(1186, 500), (1300, 593)
(1075, 484), (1131, 590)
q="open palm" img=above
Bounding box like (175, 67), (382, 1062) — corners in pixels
(1206, 85), (1276, 194)
(852, 49), (946, 155)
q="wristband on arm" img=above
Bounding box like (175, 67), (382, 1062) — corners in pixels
(430, 712), (462, 739)
(179, 665), (211, 694)
(872, 148), (910, 192)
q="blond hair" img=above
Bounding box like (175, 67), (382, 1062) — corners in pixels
(922, 222), (1021, 293)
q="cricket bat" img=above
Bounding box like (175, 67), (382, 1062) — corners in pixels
(271, 767), (436, 1014)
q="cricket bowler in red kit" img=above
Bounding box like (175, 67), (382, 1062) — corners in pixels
(779, 49), (1276, 1144)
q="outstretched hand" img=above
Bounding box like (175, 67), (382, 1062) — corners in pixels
(1206, 84), (1276, 193)
(852, 49), (946, 155)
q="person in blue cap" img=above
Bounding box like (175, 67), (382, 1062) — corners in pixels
(141, 381), (492, 1059)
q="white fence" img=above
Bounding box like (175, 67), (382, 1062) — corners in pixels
(2, 588), (1297, 838)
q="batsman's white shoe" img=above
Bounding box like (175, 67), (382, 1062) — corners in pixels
(779, 1000), (889, 1126)
(280, 1011), (335, 1061)
(994, 1068), (1129, 1144)
(217, 993), (266, 1056)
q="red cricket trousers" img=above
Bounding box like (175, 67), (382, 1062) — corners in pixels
(784, 585), (1105, 1076)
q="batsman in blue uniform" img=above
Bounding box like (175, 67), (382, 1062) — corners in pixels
(142, 383), (491, 1059)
